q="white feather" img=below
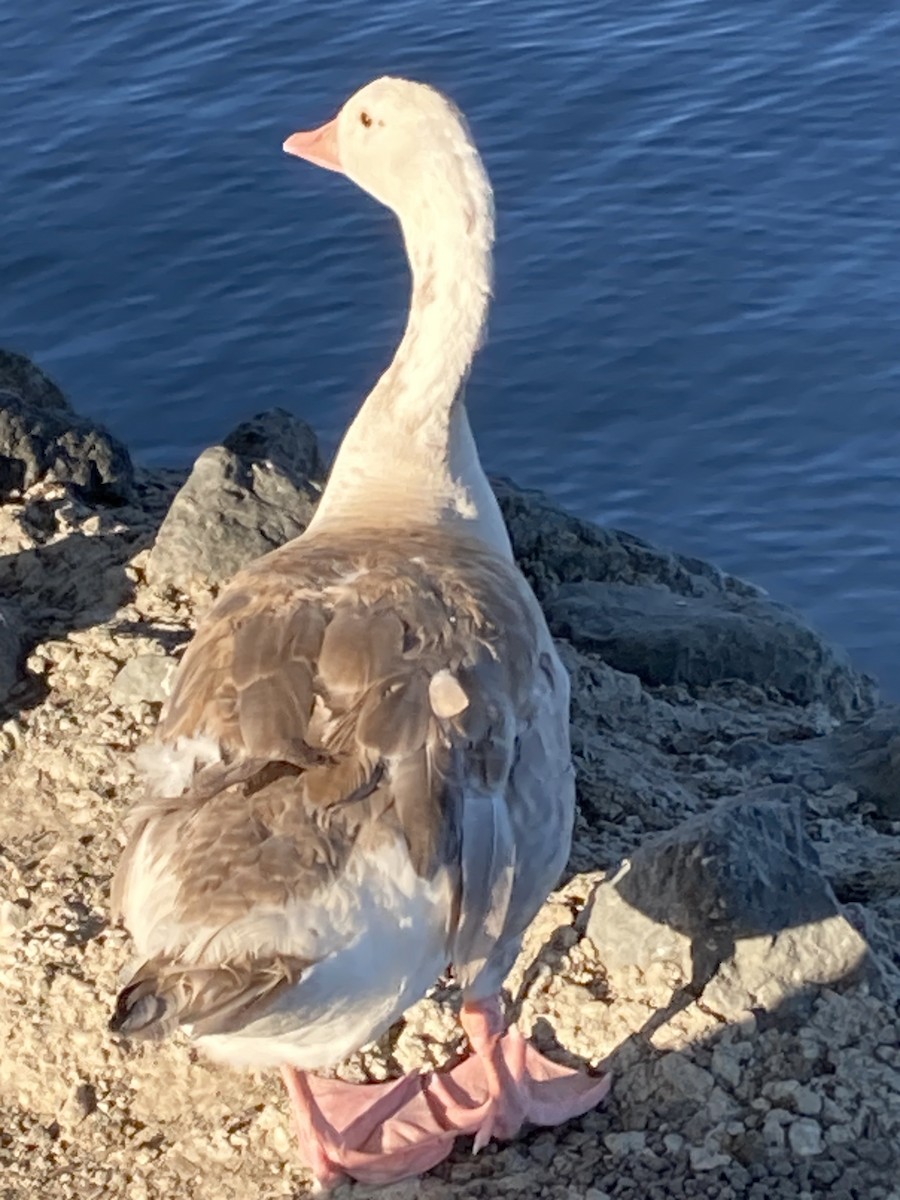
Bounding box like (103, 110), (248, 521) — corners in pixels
(134, 734), (222, 798)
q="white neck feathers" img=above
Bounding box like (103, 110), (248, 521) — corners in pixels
(305, 149), (512, 560)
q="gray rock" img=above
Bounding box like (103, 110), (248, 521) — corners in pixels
(0, 349), (69, 411)
(818, 835), (900, 908)
(585, 794), (873, 1017)
(711, 1044), (743, 1090)
(544, 580), (874, 717)
(819, 707), (900, 818)
(603, 1131), (647, 1155)
(147, 409), (324, 594)
(795, 1087), (823, 1117)
(588, 794), (832, 954)
(618, 1053), (718, 1130)
(0, 602), (23, 705)
(110, 655), (177, 707)
(763, 1080), (826, 1118)
(689, 1145), (732, 1171)
(788, 1118), (823, 1157)
(493, 477), (756, 604)
(763, 1109), (790, 1148)
(0, 351), (133, 502)
(840, 904), (900, 986)
(708, 1085), (739, 1123)
(658, 1055), (716, 1103)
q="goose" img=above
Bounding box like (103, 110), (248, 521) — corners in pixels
(110, 76), (609, 1188)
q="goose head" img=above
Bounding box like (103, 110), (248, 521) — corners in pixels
(283, 77), (493, 252)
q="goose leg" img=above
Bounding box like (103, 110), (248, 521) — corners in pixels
(279, 999), (609, 1189)
(280, 1066), (345, 1190)
(448, 995), (612, 1152)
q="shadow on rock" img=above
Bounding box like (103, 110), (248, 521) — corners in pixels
(0, 496), (169, 717)
(580, 793), (884, 1040)
(472, 792), (897, 1193)
(0, 350), (156, 715)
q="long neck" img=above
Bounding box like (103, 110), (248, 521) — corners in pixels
(305, 192), (512, 559)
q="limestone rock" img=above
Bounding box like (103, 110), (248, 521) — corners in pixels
(0, 351), (133, 502)
(585, 794), (872, 1018)
(110, 655), (177, 708)
(146, 409), (324, 595)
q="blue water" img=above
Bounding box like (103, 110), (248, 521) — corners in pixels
(2, 1), (899, 691)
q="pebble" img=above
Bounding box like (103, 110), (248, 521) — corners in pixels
(689, 1146), (732, 1171)
(711, 1044), (742, 1089)
(267, 1123), (292, 1158)
(603, 1132), (647, 1155)
(0, 899), (28, 937)
(529, 1136), (558, 1166)
(658, 1054), (716, 1101)
(708, 1086), (738, 1122)
(763, 1112), (789, 1149)
(795, 1086), (823, 1116)
(856, 1140), (893, 1167)
(811, 1161), (842, 1186)
(826, 1123), (857, 1149)
(789, 1119), (824, 1157)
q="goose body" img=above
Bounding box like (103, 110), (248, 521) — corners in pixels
(112, 77), (607, 1186)
(115, 531), (571, 1066)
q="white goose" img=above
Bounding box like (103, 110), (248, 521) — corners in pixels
(111, 77), (608, 1188)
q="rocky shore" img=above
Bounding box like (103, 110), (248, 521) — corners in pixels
(1, 352), (898, 1200)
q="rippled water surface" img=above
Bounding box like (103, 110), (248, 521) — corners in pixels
(2, 1), (898, 689)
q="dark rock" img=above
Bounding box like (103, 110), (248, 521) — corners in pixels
(492, 478), (753, 604)
(147, 409), (324, 594)
(220, 409), (322, 483)
(840, 904), (900, 984)
(0, 350), (69, 412)
(0, 601), (23, 705)
(0, 351), (133, 502)
(585, 794), (872, 1018)
(544, 580), (874, 717)
(819, 707), (900, 818)
(824, 836), (900, 905)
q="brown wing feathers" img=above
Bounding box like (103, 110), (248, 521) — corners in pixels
(113, 535), (537, 1040)
(110, 952), (310, 1040)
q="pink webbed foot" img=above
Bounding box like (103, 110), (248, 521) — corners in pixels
(279, 997), (609, 1189)
(448, 997), (612, 1152)
(281, 1065), (462, 1189)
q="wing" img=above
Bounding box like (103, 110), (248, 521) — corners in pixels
(112, 532), (570, 1039)
(448, 643), (576, 996)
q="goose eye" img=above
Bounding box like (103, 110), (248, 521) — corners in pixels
(360, 111), (372, 128)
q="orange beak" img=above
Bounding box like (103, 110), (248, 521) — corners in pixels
(282, 117), (342, 174)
